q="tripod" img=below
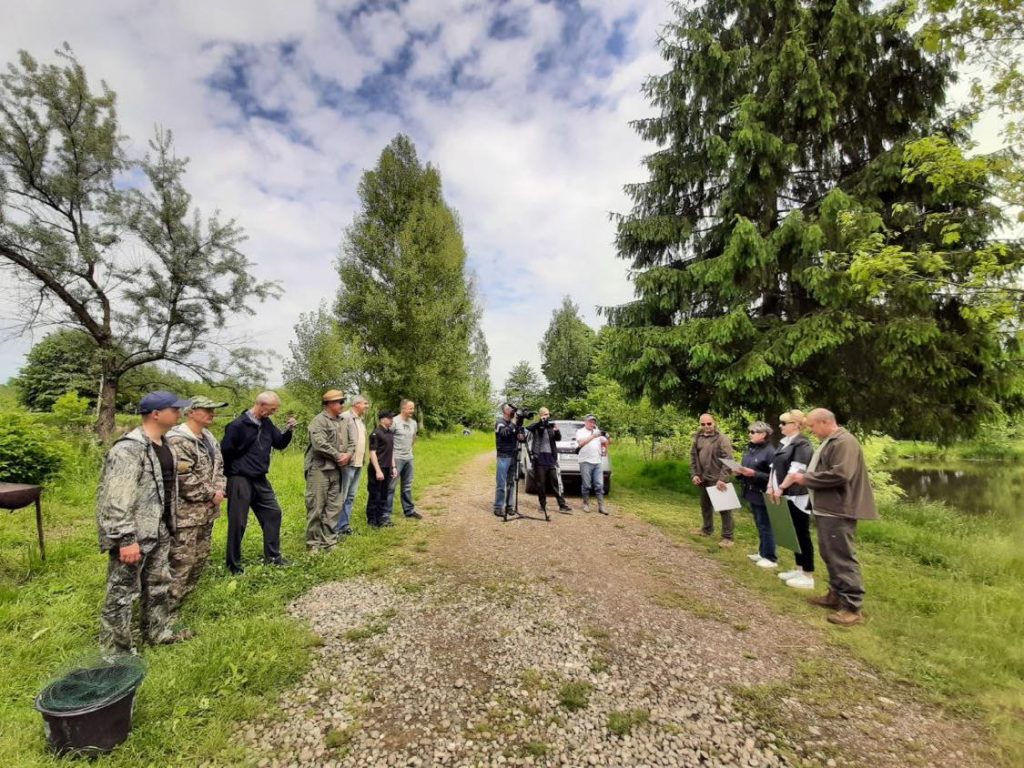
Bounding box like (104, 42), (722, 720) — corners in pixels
(503, 433), (550, 523)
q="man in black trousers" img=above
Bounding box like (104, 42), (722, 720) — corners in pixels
(366, 410), (397, 528)
(221, 391), (296, 574)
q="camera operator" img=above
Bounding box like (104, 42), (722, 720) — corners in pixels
(493, 404), (526, 517)
(575, 414), (610, 514)
(526, 407), (571, 515)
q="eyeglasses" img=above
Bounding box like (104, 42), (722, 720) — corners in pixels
(699, 422), (713, 426)
(748, 430), (760, 434)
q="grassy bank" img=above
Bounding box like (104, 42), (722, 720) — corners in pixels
(888, 438), (1024, 463)
(611, 441), (1024, 766)
(0, 430), (490, 767)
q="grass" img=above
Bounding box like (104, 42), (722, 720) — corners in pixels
(612, 440), (1024, 766)
(0, 429), (491, 767)
(606, 708), (650, 736)
(557, 680), (593, 712)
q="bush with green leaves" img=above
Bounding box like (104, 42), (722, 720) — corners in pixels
(0, 410), (67, 485)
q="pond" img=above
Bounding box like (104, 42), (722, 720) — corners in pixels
(890, 463), (1024, 517)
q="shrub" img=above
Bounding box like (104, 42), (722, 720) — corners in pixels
(51, 391), (92, 426)
(0, 410), (67, 485)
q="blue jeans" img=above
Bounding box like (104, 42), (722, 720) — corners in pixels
(386, 457), (415, 521)
(334, 465), (362, 532)
(749, 499), (777, 562)
(580, 461), (603, 500)
(494, 454), (515, 511)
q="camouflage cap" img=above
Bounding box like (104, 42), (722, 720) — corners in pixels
(187, 395), (229, 412)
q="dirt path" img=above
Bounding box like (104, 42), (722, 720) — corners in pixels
(241, 453), (993, 767)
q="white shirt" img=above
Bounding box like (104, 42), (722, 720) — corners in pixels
(768, 434), (809, 511)
(575, 427), (606, 464)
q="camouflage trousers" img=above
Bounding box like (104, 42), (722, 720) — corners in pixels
(100, 525), (173, 656)
(168, 522), (214, 613)
(305, 467), (342, 550)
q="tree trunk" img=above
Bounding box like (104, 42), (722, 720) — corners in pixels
(95, 370), (119, 440)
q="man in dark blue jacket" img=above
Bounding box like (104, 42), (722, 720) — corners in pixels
(221, 391), (296, 574)
(493, 404), (525, 516)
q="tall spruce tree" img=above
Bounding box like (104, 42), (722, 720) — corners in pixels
(336, 135), (477, 429)
(540, 296), (596, 412)
(605, 0), (1024, 440)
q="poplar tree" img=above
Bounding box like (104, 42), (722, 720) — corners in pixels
(606, 0), (1024, 440)
(336, 135), (477, 429)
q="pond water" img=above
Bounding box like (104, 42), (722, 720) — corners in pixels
(890, 463), (1024, 516)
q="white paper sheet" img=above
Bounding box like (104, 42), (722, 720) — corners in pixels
(706, 483), (742, 511)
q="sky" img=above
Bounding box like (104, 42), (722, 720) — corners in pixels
(0, 0), (673, 393)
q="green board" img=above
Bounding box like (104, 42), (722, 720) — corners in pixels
(763, 494), (802, 554)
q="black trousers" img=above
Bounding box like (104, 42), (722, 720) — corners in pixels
(533, 463), (567, 509)
(226, 475), (283, 571)
(788, 499), (815, 572)
(366, 466), (391, 527)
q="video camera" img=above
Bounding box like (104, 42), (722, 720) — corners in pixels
(505, 404), (535, 425)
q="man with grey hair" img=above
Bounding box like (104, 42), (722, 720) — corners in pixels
(335, 394), (370, 535)
(221, 391), (296, 575)
(789, 408), (878, 626)
(690, 413), (735, 547)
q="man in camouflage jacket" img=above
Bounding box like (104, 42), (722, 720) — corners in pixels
(166, 396), (228, 613)
(96, 391), (190, 656)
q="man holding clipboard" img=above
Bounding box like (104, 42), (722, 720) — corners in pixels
(689, 413), (737, 548)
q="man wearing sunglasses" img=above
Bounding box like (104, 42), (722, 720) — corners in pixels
(689, 413), (735, 548)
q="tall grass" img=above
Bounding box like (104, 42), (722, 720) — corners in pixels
(0, 430), (491, 767)
(612, 441), (1024, 765)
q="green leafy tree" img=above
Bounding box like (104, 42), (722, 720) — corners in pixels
(283, 301), (368, 405)
(540, 296), (596, 412)
(919, 0), (1024, 209)
(12, 330), (100, 411)
(0, 47), (277, 438)
(464, 305), (495, 428)
(502, 360), (545, 412)
(335, 135), (477, 430)
(605, 0), (1024, 442)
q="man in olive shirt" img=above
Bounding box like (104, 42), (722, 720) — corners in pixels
(304, 390), (347, 551)
(689, 413), (735, 548)
(387, 399), (422, 523)
(790, 408), (878, 626)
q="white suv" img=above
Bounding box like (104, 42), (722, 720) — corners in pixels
(521, 419), (613, 496)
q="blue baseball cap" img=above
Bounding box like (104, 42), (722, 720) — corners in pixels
(138, 391), (192, 414)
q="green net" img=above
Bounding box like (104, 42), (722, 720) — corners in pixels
(37, 658), (146, 713)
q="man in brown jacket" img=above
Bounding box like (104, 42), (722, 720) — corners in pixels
(790, 408), (878, 626)
(689, 413), (736, 548)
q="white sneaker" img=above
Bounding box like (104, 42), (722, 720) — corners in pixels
(747, 554), (762, 562)
(778, 569), (802, 581)
(754, 558), (778, 569)
(786, 574), (815, 590)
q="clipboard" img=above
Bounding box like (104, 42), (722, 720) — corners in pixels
(763, 494), (802, 554)
(706, 483), (741, 511)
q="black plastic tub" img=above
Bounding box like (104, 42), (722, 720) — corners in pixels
(35, 663), (145, 756)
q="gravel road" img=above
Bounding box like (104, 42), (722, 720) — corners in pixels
(239, 453), (993, 767)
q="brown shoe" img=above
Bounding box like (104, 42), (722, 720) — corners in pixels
(827, 609), (864, 626)
(807, 591), (840, 609)
(718, 539), (734, 549)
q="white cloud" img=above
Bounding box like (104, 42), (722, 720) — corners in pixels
(0, 0), (674, 396)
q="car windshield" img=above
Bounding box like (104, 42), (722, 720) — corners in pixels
(555, 421), (584, 436)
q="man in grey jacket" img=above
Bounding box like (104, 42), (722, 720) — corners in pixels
(790, 408), (878, 626)
(335, 395), (369, 535)
(96, 391), (191, 656)
(689, 413), (735, 548)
